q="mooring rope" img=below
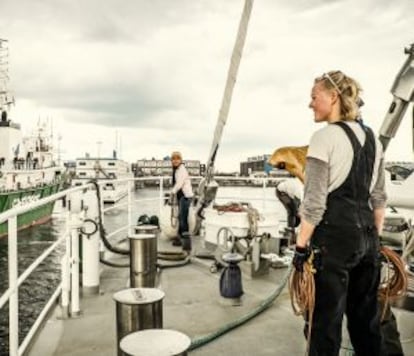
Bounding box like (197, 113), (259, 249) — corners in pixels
(289, 254), (316, 356)
(378, 246), (408, 320)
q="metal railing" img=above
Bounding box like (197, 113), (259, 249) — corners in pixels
(0, 183), (94, 356)
(0, 174), (283, 355)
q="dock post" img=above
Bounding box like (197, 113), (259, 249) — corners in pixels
(113, 288), (164, 356)
(133, 224), (159, 236)
(81, 190), (100, 296)
(129, 232), (157, 288)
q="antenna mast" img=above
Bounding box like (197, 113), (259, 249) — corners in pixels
(0, 39), (14, 115)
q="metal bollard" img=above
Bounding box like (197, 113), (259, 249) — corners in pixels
(120, 329), (191, 356)
(129, 233), (157, 288)
(113, 288), (164, 356)
(134, 224), (159, 236)
(220, 252), (244, 306)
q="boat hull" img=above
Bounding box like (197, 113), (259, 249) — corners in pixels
(0, 182), (62, 238)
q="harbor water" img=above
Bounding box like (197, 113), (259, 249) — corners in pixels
(0, 186), (284, 355)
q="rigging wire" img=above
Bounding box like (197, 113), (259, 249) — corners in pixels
(194, 0), (254, 234)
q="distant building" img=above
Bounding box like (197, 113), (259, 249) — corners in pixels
(63, 160), (76, 175)
(64, 160), (76, 169)
(240, 154), (269, 176)
(132, 158), (202, 177)
(240, 154), (292, 178)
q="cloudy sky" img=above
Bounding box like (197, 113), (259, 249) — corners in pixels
(0, 0), (413, 171)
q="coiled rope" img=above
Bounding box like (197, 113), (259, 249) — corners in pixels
(289, 246), (408, 355)
(378, 246), (408, 320)
(288, 253), (316, 356)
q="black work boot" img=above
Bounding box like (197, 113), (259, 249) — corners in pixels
(181, 232), (192, 252)
(171, 237), (182, 246)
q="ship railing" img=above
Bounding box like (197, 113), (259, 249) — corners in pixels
(0, 182), (98, 356)
(0, 174), (285, 356)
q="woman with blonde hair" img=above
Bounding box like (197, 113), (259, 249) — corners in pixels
(292, 70), (387, 355)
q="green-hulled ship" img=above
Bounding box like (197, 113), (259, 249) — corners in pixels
(0, 183), (62, 237)
(0, 39), (64, 237)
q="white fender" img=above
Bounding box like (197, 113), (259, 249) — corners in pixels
(159, 204), (196, 239)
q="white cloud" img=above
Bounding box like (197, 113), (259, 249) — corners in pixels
(1, 0), (413, 171)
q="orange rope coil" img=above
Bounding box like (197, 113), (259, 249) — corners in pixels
(289, 254), (316, 355)
(378, 246), (408, 320)
(289, 246), (408, 318)
(378, 246), (408, 300)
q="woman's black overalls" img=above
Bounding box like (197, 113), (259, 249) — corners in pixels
(309, 122), (385, 356)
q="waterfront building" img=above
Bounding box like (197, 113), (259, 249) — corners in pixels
(132, 158), (203, 177)
(240, 154), (290, 178)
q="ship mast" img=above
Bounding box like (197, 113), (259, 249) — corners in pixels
(0, 39), (14, 120)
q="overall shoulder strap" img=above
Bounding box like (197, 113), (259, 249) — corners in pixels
(333, 121), (361, 152)
(356, 120), (376, 150)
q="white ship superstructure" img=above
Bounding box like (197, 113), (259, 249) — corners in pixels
(0, 121), (62, 191)
(72, 155), (133, 203)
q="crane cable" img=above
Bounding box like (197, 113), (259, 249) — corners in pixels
(194, 0), (254, 234)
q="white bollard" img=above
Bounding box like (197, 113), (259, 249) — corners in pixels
(60, 253), (70, 318)
(81, 190), (100, 296)
(69, 214), (82, 317)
